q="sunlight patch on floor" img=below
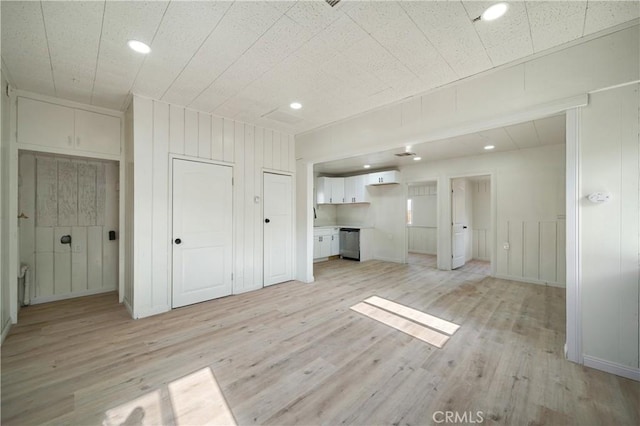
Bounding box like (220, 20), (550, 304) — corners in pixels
(103, 367), (236, 426)
(351, 296), (461, 348)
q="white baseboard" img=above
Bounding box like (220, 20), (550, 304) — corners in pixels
(493, 274), (565, 288)
(1, 318), (12, 345)
(30, 287), (117, 305)
(583, 355), (640, 381)
(408, 250), (437, 255)
(374, 256), (404, 263)
(135, 305), (171, 319)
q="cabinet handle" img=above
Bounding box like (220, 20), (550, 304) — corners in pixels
(329, 197), (332, 203)
(319, 236), (323, 242)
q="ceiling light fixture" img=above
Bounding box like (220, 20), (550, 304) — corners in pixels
(290, 102), (302, 110)
(484, 145), (495, 150)
(480, 3), (508, 21)
(127, 40), (151, 54)
(413, 157), (422, 161)
(363, 164), (371, 169)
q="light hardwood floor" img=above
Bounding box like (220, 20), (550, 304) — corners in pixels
(2, 259), (638, 425)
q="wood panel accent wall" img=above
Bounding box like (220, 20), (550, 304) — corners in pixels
(18, 152), (119, 303)
(130, 96), (294, 319)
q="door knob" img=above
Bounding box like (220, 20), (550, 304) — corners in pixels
(174, 238), (182, 244)
(462, 226), (468, 229)
(265, 218), (270, 223)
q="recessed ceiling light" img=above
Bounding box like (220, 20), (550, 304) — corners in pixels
(128, 40), (151, 54)
(363, 164), (371, 169)
(290, 102), (302, 110)
(481, 3), (508, 21)
(413, 157), (422, 161)
(484, 145), (495, 150)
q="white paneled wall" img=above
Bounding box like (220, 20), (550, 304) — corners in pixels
(130, 96), (294, 319)
(407, 183), (437, 254)
(18, 152), (119, 303)
(471, 179), (490, 261)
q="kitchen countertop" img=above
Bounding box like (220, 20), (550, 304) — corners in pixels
(313, 225), (373, 230)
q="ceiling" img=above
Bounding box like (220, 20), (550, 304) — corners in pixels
(1, 1), (637, 134)
(314, 113), (565, 174)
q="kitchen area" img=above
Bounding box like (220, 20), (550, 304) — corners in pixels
(313, 170), (401, 263)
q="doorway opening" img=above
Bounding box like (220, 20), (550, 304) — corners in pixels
(17, 150), (120, 305)
(451, 175), (491, 275)
(406, 181), (438, 268)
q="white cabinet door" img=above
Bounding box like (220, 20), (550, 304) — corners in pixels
(313, 236), (322, 259)
(18, 97), (74, 149)
(345, 175), (369, 203)
(329, 177), (344, 204)
(330, 232), (340, 255)
(320, 236), (332, 257)
(172, 159), (233, 308)
(75, 109), (121, 156)
(317, 177), (345, 204)
(368, 170), (400, 185)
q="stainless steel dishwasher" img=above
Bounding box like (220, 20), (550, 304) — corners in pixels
(339, 228), (360, 260)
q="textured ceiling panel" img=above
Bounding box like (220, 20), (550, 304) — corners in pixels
(1, 1), (55, 97)
(400, 1), (492, 78)
(527, 1), (587, 52)
(534, 114), (566, 146)
(505, 121), (541, 149)
(41, 1), (103, 105)
(1, 1), (637, 134)
(131, 1), (231, 101)
(160, 1), (283, 107)
(92, 1), (169, 109)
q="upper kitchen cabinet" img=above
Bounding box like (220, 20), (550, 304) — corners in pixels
(74, 109), (121, 156)
(344, 175), (369, 203)
(317, 177), (345, 204)
(17, 97), (75, 150)
(17, 97), (121, 158)
(368, 170), (400, 185)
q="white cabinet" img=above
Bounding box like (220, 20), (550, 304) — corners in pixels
(75, 109), (121, 155)
(17, 97), (121, 157)
(314, 227), (340, 260)
(313, 235), (331, 259)
(344, 175), (368, 203)
(330, 231), (340, 255)
(316, 177), (345, 204)
(368, 170), (400, 185)
(18, 97), (75, 149)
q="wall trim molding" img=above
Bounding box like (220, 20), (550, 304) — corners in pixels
(1, 319), (12, 345)
(565, 107), (583, 364)
(493, 274), (565, 289)
(583, 355), (640, 382)
(30, 287), (117, 305)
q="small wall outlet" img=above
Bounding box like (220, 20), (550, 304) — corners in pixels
(503, 242), (510, 250)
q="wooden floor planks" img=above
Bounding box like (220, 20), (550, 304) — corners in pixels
(1, 258), (638, 426)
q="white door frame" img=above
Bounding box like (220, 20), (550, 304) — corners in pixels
(263, 170), (295, 287)
(565, 108), (582, 364)
(444, 172), (495, 273)
(405, 179), (439, 264)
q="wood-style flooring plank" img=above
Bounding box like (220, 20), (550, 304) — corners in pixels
(2, 259), (638, 426)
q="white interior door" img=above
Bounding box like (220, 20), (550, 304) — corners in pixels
(172, 159), (233, 308)
(264, 172), (293, 286)
(451, 178), (466, 269)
